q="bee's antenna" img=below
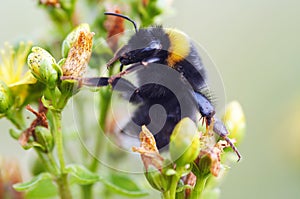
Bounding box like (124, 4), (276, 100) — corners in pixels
(104, 12), (138, 33)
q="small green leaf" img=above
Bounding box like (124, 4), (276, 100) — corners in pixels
(66, 165), (148, 197)
(34, 126), (54, 153)
(62, 39), (71, 58)
(66, 164), (99, 185)
(25, 178), (58, 199)
(100, 173), (148, 197)
(13, 172), (52, 191)
(57, 58), (66, 67)
(41, 95), (54, 110)
(9, 128), (21, 140)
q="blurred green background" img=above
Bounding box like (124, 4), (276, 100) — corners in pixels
(1, 0), (300, 199)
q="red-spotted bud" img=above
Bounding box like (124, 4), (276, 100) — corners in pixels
(27, 47), (60, 89)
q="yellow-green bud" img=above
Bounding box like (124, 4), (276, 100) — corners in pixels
(223, 101), (246, 145)
(170, 117), (201, 167)
(0, 80), (13, 114)
(27, 47), (60, 89)
(33, 126), (54, 153)
(145, 165), (172, 192)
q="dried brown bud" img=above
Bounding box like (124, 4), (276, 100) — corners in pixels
(18, 103), (48, 148)
(195, 140), (229, 177)
(104, 8), (125, 52)
(62, 24), (94, 77)
(132, 125), (164, 171)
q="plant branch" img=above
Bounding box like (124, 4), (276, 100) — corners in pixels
(189, 175), (209, 199)
(50, 109), (72, 199)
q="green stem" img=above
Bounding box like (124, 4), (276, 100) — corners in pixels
(51, 110), (65, 171)
(57, 173), (72, 199)
(169, 174), (180, 198)
(81, 185), (92, 199)
(189, 176), (208, 199)
(169, 167), (185, 199)
(57, 93), (71, 110)
(162, 190), (171, 199)
(50, 88), (58, 106)
(50, 109), (72, 199)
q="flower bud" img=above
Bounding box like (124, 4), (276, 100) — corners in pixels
(61, 23), (94, 77)
(193, 154), (212, 178)
(33, 126), (54, 153)
(59, 24), (94, 97)
(27, 47), (60, 89)
(62, 24), (90, 58)
(222, 101), (246, 145)
(0, 80), (13, 114)
(132, 125), (172, 191)
(145, 165), (171, 192)
(170, 117), (201, 167)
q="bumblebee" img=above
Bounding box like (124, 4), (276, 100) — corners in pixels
(84, 12), (241, 160)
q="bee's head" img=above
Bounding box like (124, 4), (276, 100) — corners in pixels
(105, 13), (170, 67)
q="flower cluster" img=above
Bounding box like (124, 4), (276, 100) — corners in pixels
(133, 101), (245, 199)
(0, 42), (37, 115)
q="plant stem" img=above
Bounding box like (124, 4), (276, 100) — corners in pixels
(51, 110), (65, 171)
(168, 174), (180, 198)
(162, 191), (171, 199)
(168, 167), (185, 199)
(189, 175), (208, 199)
(81, 185), (92, 199)
(51, 109), (72, 199)
(57, 173), (72, 199)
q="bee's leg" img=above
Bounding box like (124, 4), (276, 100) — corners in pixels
(193, 91), (215, 124)
(81, 77), (110, 87)
(83, 76), (147, 105)
(109, 56), (160, 83)
(119, 64), (124, 72)
(84, 76), (139, 94)
(213, 118), (242, 161)
(108, 62), (143, 84)
(193, 91), (241, 161)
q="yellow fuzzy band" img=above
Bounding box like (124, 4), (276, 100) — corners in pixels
(165, 28), (190, 67)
